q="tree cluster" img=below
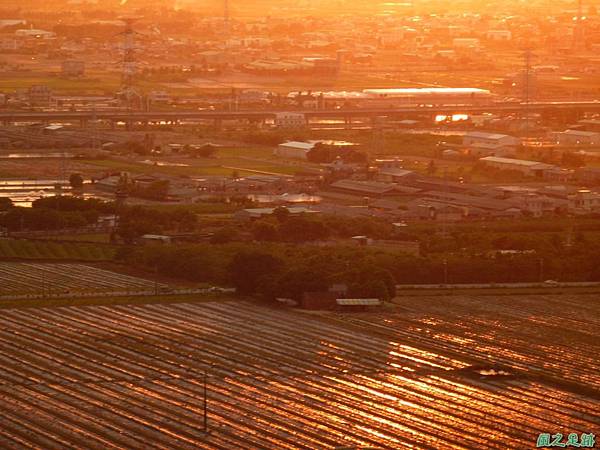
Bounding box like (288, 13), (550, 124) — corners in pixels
(249, 210), (395, 243)
(119, 239), (600, 302)
(307, 143), (367, 164)
(0, 197), (114, 232)
(131, 180), (170, 201)
(114, 205), (196, 243)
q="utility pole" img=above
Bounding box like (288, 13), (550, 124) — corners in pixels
(154, 264), (158, 295)
(203, 370), (208, 433)
(224, 0), (230, 33)
(523, 48), (532, 141)
(574, 0), (584, 51)
(443, 258), (448, 285)
(41, 267), (45, 299)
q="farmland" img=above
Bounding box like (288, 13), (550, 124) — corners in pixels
(0, 295), (597, 449)
(0, 239), (116, 261)
(0, 263), (166, 296)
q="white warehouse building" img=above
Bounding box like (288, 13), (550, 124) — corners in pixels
(275, 141), (316, 160)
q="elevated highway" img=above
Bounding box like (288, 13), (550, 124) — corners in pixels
(0, 101), (598, 125)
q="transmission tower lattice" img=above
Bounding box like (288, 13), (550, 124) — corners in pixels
(118, 17), (141, 109)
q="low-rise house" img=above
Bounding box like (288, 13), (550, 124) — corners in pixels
(543, 167), (573, 183)
(466, 142), (515, 157)
(577, 119), (600, 133)
(575, 167), (600, 184)
(141, 234), (172, 244)
(373, 158), (404, 169)
(408, 202), (466, 221)
(274, 112), (306, 129)
(463, 131), (520, 156)
(95, 175), (121, 192)
(569, 190), (600, 214)
(0, 37), (21, 51)
(234, 206), (317, 221)
(452, 38), (480, 49)
(554, 130), (600, 146)
(148, 91), (171, 104)
(27, 85), (52, 106)
(15, 28), (56, 39)
(486, 30), (512, 41)
(376, 168), (417, 183)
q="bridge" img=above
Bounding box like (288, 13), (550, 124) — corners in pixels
(0, 101), (598, 126)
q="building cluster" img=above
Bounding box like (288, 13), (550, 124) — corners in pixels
(0, 3), (599, 108)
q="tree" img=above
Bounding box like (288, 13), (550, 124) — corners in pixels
(272, 206), (291, 223)
(274, 267), (329, 301)
(194, 144), (218, 158)
(251, 220), (279, 241)
(210, 227), (238, 244)
(125, 140), (148, 155)
(279, 216), (330, 242)
(0, 197), (12, 211)
(69, 173), (84, 189)
(228, 250), (283, 295)
(134, 180), (170, 201)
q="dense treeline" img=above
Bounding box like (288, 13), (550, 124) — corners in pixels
(306, 143), (367, 164)
(118, 242), (600, 301)
(115, 206), (197, 243)
(249, 210), (395, 242)
(0, 198), (196, 238)
(0, 197), (115, 232)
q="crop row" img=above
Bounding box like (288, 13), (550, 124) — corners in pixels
(0, 299), (597, 449)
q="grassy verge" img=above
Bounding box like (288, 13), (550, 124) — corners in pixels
(394, 286), (600, 297)
(81, 157), (301, 177)
(45, 233), (112, 243)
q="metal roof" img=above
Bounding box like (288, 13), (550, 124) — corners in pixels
(465, 131), (513, 140)
(480, 156), (554, 168)
(336, 298), (382, 306)
(330, 180), (397, 194)
(279, 141), (315, 150)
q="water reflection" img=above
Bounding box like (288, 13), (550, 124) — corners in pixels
(0, 178), (103, 207)
(248, 193), (322, 204)
(0, 152), (75, 159)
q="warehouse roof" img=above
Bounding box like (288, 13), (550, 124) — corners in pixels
(561, 129), (600, 137)
(379, 168), (415, 178)
(278, 141), (315, 150)
(364, 87), (490, 95)
(330, 179), (397, 195)
(336, 298), (382, 306)
(465, 131), (515, 141)
(480, 156), (554, 168)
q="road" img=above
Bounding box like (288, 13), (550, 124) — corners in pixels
(0, 100), (599, 124)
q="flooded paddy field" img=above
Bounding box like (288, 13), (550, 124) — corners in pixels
(0, 296), (597, 449)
